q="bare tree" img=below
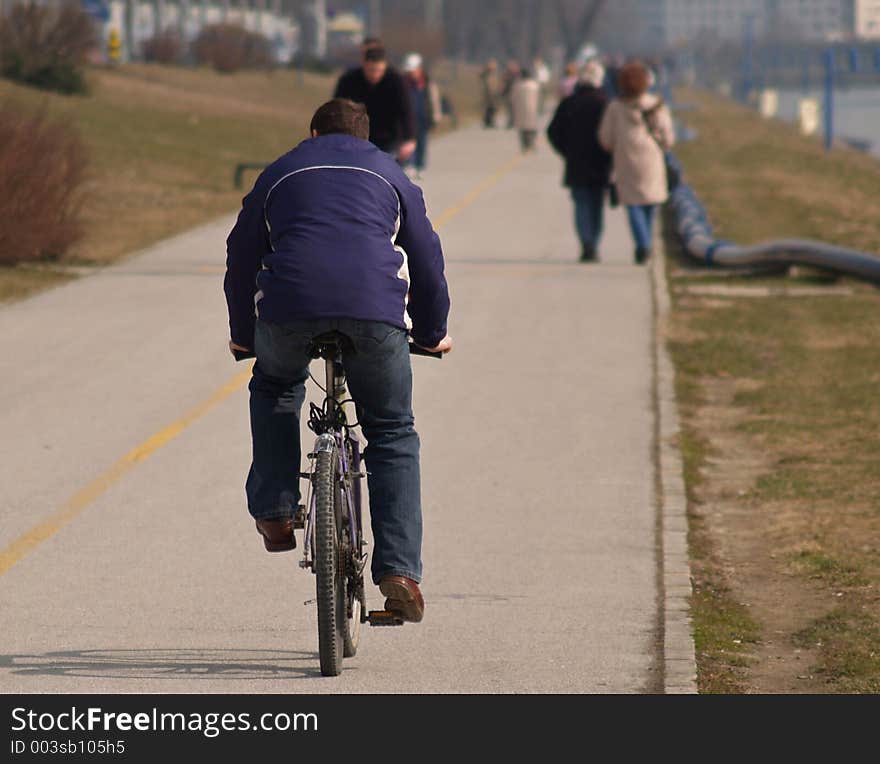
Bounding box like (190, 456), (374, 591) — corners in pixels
(554, 0), (607, 60)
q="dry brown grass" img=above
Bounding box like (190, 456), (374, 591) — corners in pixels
(0, 65), (337, 269)
(669, 88), (880, 692)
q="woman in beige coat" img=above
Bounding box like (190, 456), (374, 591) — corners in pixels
(511, 69), (540, 152)
(598, 60), (675, 263)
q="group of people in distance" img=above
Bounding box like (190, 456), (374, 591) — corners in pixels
(548, 57), (675, 265)
(334, 38), (443, 180)
(483, 55), (675, 265)
(480, 57), (552, 152)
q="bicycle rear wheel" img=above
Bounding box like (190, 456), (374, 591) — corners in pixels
(314, 448), (345, 676)
(314, 446), (364, 676)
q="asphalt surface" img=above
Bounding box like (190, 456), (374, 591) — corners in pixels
(0, 122), (659, 693)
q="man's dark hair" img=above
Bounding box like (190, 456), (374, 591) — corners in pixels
(310, 98), (370, 140)
(364, 46), (386, 63)
(362, 37), (382, 49)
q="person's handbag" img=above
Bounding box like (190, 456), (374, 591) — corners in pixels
(663, 152), (681, 192)
(608, 182), (619, 208)
(642, 102), (681, 193)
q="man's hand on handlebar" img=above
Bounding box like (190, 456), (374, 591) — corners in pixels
(416, 335), (453, 355)
(229, 340), (251, 359)
(398, 140), (417, 163)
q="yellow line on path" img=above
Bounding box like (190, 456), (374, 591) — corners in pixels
(0, 150), (524, 577)
(433, 154), (524, 231)
(0, 369), (253, 577)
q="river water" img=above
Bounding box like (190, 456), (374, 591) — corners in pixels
(775, 86), (880, 155)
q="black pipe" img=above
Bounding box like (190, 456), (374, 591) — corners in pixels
(667, 177), (880, 284)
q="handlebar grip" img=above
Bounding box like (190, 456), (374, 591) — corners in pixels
(408, 343), (444, 359)
(233, 349), (256, 362)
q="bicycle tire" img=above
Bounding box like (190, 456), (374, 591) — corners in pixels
(314, 448), (345, 676)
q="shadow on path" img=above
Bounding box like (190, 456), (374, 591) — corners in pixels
(0, 648), (323, 681)
(448, 257), (645, 269)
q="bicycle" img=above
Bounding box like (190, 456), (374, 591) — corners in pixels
(238, 334), (441, 676)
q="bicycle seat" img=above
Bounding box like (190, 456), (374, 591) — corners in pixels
(307, 331), (354, 360)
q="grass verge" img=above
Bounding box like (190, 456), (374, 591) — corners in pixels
(666, 88), (880, 693)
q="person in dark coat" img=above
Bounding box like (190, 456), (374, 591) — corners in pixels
(546, 60), (612, 262)
(334, 43), (416, 162)
(402, 52), (440, 179)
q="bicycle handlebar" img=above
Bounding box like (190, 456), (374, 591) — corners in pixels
(232, 341), (443, 362)
(408, 343), (444, 359)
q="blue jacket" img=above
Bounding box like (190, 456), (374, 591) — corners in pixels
(224, 133), (449, 350)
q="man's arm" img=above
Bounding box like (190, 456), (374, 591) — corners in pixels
(394, 71), (417, 143)
(546, 98), (569, 157)
(395, 180), (450, 350)
(224, 183), (269, 351)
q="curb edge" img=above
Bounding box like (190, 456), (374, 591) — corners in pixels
(652, 235), (699, 695)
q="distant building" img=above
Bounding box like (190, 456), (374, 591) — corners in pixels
(769, 0), (854, 41)
(855, 0), (880, 38)
(97, 1), (299, 63)
(637, 0), (863, 48)
(636, 0), (767, 48)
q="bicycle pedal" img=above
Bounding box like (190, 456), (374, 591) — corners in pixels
(367, 610), (405, 627)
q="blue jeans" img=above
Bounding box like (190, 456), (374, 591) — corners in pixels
(626, 204), (658, 250)
(571, 186), (605, 249)
(247, 318), (422, 585)
(412, 127), (428, 171)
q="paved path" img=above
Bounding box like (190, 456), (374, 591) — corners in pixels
(0, 123), (660, 693)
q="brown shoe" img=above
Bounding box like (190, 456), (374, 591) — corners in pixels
(379, 576), (424, 623)
(255, 518), (295, 552)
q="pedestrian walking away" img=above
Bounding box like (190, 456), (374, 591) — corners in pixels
(403, 52), (441, 179)
(547, 59), (612, 262)
(501, 60), (521, 129)
(533, 56), (551, 115)
(511, 68), (540, 153)
(224, 98), (452, 623)
(598, 59), (675, 264)
(334, 42), (417, 164)
(480, 58), (502, 128)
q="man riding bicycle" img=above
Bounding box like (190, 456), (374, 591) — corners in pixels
(224, 98), (451, 623)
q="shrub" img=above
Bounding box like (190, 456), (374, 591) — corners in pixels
(142, 30), (183, 65)
(0, 103), (89, 264)
(192, 23), (274, 73)
(0, 2), (95, 95)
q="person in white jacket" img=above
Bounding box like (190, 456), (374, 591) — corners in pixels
(511, 68), (540, 153)
(598, 60), (675, 264)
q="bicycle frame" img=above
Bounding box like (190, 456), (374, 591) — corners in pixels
(300, 343), (367, 621)
(295, 334), (442, 638)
